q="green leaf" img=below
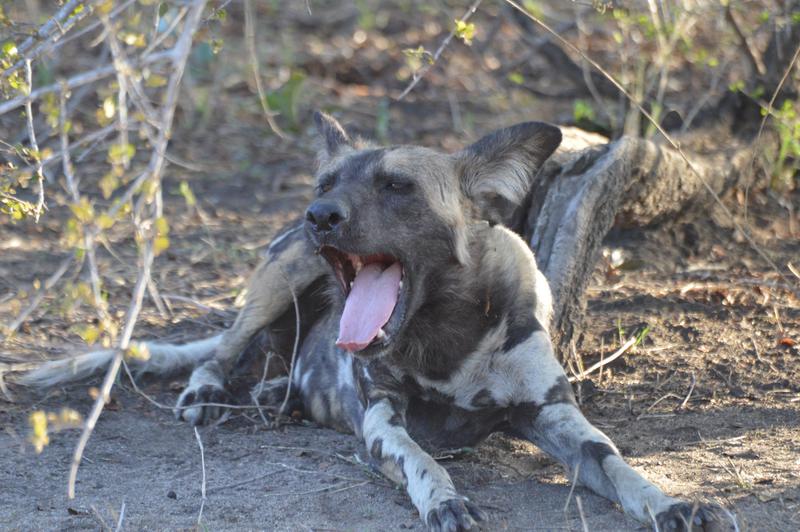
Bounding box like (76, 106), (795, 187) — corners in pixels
(145, 73), (167, 88)
(454, 20), (475, 46)
(507, 72), (525, 85)
(99, 172), (119, 199)
(1, 41), (17, 58)
(108, 143), (135, 166)
(179, 181), (196, 208)
(573, 100), (596, 123)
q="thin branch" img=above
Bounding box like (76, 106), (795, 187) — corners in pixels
(194, 427), (207, 526)
(397, 0), (483, 100)
(1, 254), (77, 340)
(251, 350), (277, 427)
(143, 6), (188, 57)
(24, 59), (46, 222)
(16, 0), (86, 55)
(114, 500), (126, 532)
(0, 49), (174, 117)
(60, 85), (109, 325)
(567, 336), (637, 383)
(725, 6), (766, 77)
(243, 0), (287, 139)
(23, 123), (118, 173)
(67, 241), (154, 499)
(278, 268), (301, 418)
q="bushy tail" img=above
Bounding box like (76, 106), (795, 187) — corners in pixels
(17, 334), (223, 388)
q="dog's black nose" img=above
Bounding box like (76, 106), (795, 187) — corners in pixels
(306, 200), (348, 233)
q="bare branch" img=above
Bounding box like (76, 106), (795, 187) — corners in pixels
(397, 0), (483, 101)
(24, 60), (46, 222)
(0, 49), (174, 117)
(725, 6), (766, 77)
(0, 254), (78, 341)
(67, 239), (154, 499)
(278, 268), (301, 419)
(567, 336), (637, 383)
(244, 0), (288, 139)
(194, 427), (207, 525)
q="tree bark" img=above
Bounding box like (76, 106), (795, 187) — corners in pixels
(522, 128), (754, 356)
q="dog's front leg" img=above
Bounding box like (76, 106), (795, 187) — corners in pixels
(509, 376), (726, 531)
(176, 221), (326, 425)
(363, 397), (486, 531)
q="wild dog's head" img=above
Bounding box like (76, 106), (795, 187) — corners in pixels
(305, 111), (561, 357)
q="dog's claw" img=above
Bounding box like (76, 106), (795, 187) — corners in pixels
(426, 498), (486, 532)
(175, 383), (233, 426)
(656, 502), (734, 532)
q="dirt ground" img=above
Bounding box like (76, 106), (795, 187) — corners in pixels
(2, 2), (800, 530)
(2, 163), (799, 531)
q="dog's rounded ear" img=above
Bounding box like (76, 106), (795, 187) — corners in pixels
(455, 121), (562, 227)
(314, 111), (352, 162)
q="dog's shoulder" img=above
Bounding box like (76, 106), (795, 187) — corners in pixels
(474, 223), (552, 332)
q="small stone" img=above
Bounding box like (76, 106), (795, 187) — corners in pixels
(167, 490), (177, 500)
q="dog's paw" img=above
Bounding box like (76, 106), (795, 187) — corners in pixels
(426, 498), (487, 532)
(175, 383), (233, 426)
(656, 502), (734, 532)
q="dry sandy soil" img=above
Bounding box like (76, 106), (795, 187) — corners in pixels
(1, 2), (799, 530)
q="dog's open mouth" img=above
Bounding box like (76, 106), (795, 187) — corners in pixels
(319, 246), (407, 354)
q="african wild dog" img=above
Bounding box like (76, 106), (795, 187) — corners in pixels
(23, 112), (728, 531)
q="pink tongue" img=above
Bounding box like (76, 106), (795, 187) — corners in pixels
(336, 262), (402, 352)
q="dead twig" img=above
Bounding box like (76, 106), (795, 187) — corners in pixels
(89, 504), (111, 531)
(114, 500), (126, 532)
(788, 262), (800, 281)
(637, 393), (681, 420)
(1, 254), (78, 341)
(575, 495), (589, 532)
(243, 0), (287, 139)
(68, 241), (154, 499)
(725, 6), (766, 77)
(746, 39), (800, 225)
(264, 480), (370, 498)
(207, 469), (282, 494)
(567, 336), (637, 384)
(563, 462), (581, 513)
(278, 267), (301, 418)
(194, 427), (207, 525)
(680, 373), (696, 410)
(251, 350), (277, 428)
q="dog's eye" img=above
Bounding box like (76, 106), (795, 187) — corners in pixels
(385, 181), (413, 193)
(316, 176), (336, 195)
